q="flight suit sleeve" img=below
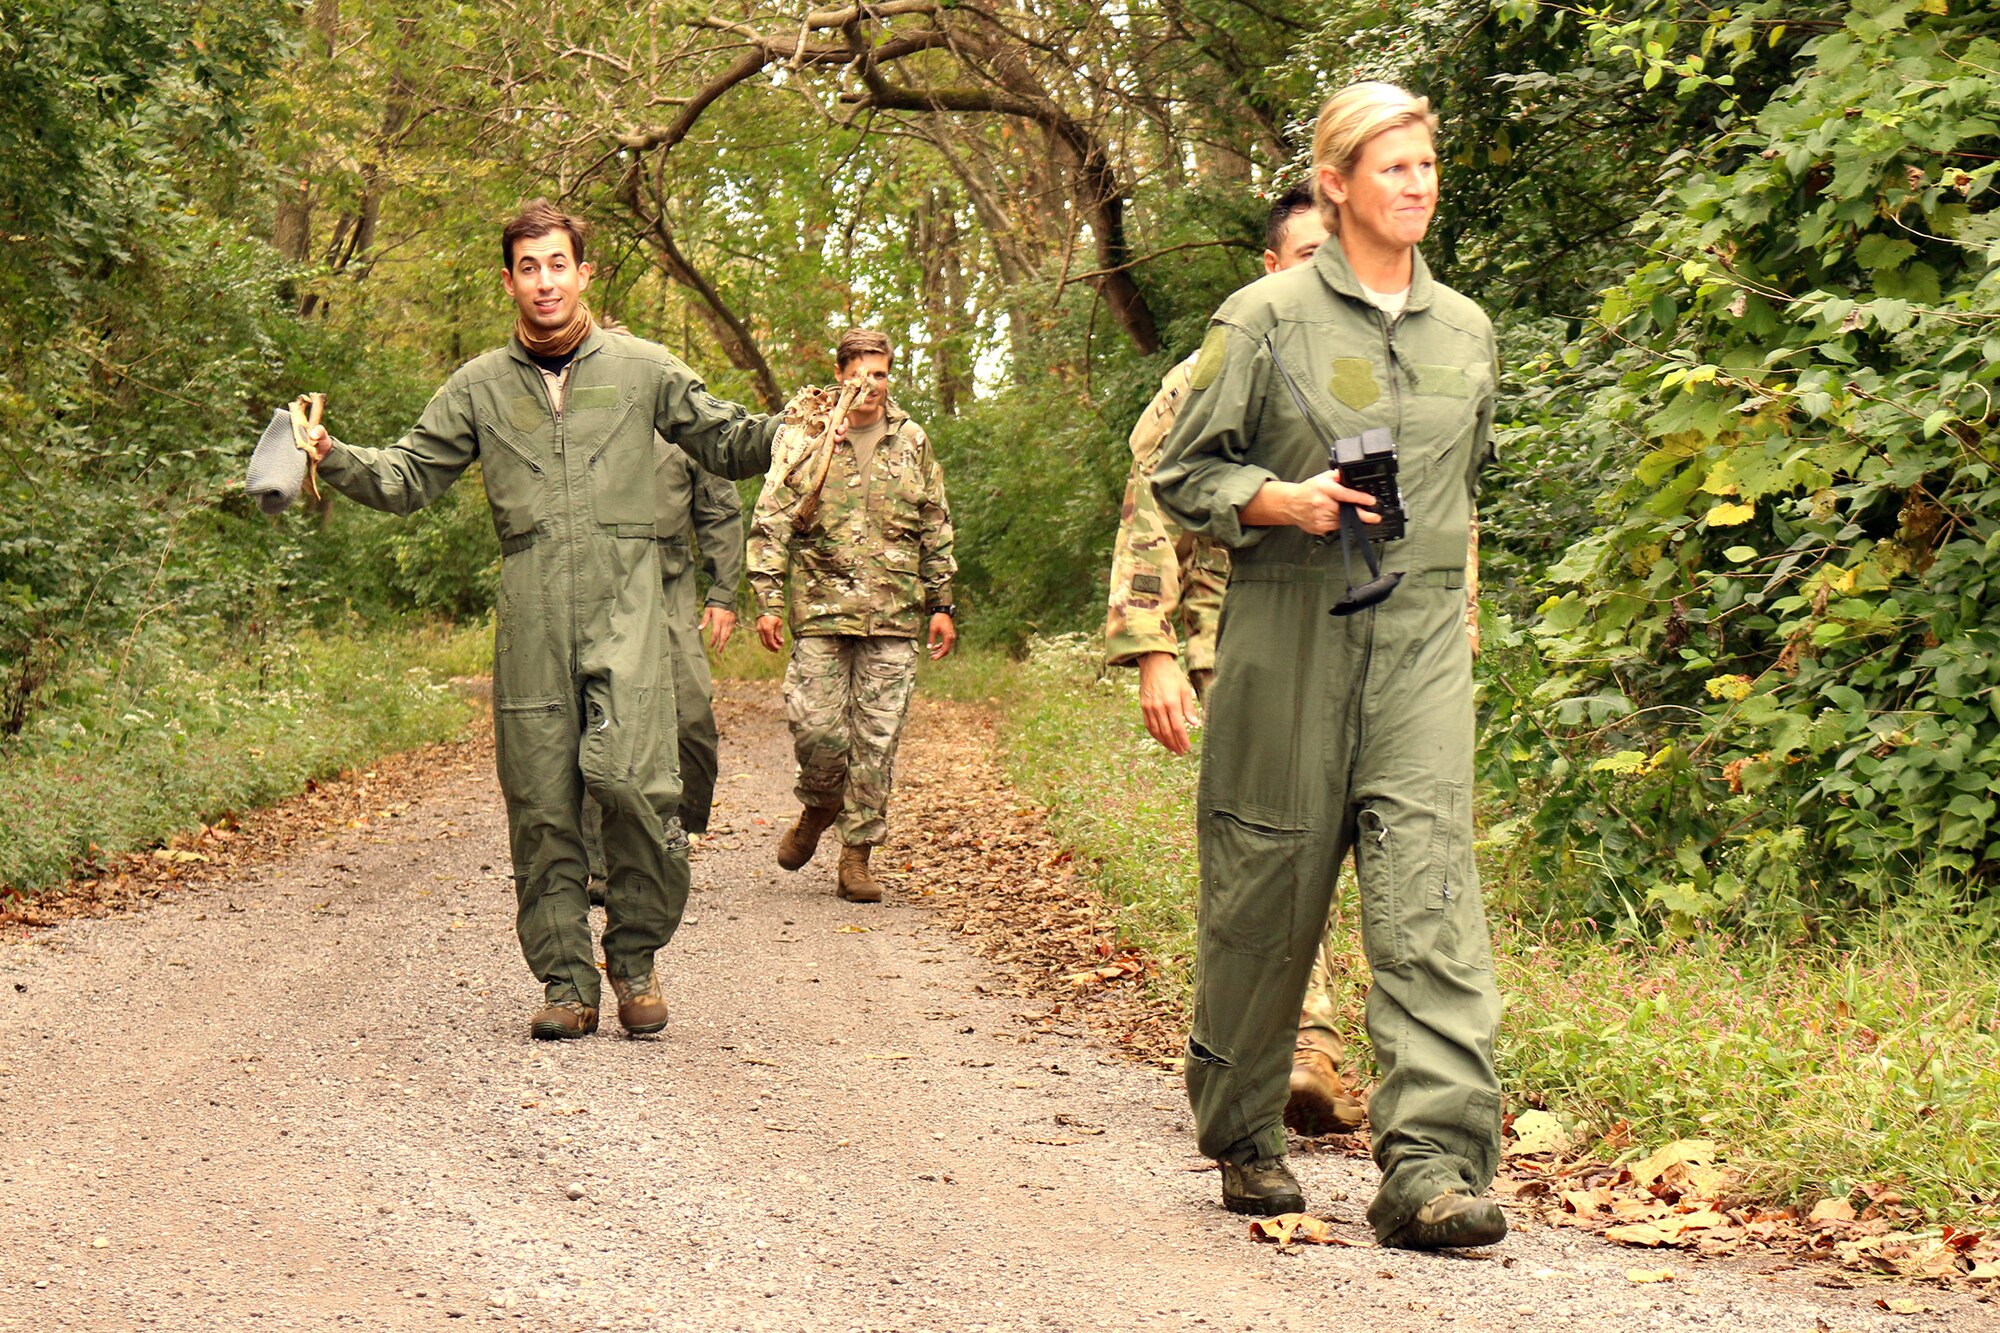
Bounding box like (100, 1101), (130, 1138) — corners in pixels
(1152, 320), (1283, 550)
(746, 443), (798, 620)
(316, 376), (477, 515)
(1105, 365), (1195, 667)
(691, 468), (745, 609)
(654, 361), (783, 481)
(913, 425), (956, 610)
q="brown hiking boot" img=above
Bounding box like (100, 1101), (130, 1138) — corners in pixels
(1220, 1155), (1305, 1216)
(1284, 1048), (1366, 1135)
(776, 805), (840, 871)
(528, 1001), (598, 1041)
(1380, 1190), (1508, 1250)
(608, 970), (667, 1036)
(836, 844), (882, 903)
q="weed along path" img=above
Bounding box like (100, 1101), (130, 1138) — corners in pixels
(0, 681), (1985, 1333)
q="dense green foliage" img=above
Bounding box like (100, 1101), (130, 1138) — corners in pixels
(1484, 0), (2000, 927)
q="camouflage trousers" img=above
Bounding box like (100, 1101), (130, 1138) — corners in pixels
(1297, 930), (1347, 1061)
(784, 634), (920, 847)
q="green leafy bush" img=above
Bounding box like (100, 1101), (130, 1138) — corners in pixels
(1490, 0), (2000, 927)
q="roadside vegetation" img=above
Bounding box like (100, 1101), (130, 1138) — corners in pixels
(0, 618), (488, 899)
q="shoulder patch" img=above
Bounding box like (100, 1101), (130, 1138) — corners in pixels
(1328, 358), (1380, 411)
(1189, 326), (1230, 392)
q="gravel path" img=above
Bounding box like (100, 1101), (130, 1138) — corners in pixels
(0, 682), (1988, 1332)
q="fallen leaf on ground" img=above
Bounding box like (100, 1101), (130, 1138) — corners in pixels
(1874, 1298), (1930, 1314)
(1630, 1139), (1717, 1189)
(1626, 1268), (1674, 1283)
(1507, 1109), (1568, 1158)
(864, 1052), (916, 1060)
(1248, 1213), (1354, 1246)
(1605, 1223), (1679, 1247)
(836, 925), (871, 933)
(1810, 1198), (1858, 1225)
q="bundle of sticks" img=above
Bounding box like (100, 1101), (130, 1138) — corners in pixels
(779, 374), (868, 527)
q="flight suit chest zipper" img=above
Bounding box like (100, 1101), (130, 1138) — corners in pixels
(1382, 312), (1405, 441)
(534, 362), (582, 675)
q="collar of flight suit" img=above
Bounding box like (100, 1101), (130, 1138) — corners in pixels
(1310, 236), (1438, 320)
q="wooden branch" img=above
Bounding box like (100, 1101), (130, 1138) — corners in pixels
(1057, 238), (1258, 289)
(617, 167), (784, 410)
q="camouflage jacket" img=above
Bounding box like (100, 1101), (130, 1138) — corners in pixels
(656, 440), (744, 608)
(747, 394), (955, 639)
(1105, 355), (1231, 672)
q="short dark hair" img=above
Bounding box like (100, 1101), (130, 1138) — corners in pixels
(502, 199), (588, 269)
(1264, 183), (1317, 254)
(835, 328), (894, 372)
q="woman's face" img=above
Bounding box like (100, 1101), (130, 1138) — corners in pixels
(1318, 122), (1438, 261)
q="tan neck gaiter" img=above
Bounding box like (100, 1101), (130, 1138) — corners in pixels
(515, 302), (594, 358)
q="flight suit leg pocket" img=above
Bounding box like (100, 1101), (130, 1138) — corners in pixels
(1198, 809), (1317, 960)
(1355, 804), (1405, 971)
(1425, 780), (1492, 970)
(494, 696), (572, 812)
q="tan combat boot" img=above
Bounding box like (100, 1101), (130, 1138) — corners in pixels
(1283, 1048), (1366, 1135)
(776, 805), (840, 871)
(835, 844), (881, 903)
(1381, 1190), (1507, 1250)
(608, 969), (668, 1036)
(529, 1000), (598, 1041)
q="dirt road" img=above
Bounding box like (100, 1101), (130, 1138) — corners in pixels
(0, 683), (1985, 1332)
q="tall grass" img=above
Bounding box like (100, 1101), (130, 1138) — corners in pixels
(0, 616), (489, 898)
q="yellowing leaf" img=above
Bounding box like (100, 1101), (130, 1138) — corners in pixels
(1248, 1213), (1354, 1246)
(1631, 1138), (1719, 1188)
(1626, 1268), (1675, 1283)
(1705, 501), (1756, 526)
(1506, 1109), (1568, 1157)
(1605, 1223), (1679, 1247)
(836, 925), (872, 933)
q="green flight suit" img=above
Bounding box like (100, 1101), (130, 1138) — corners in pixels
(1152, 239), (1502, 1242)
(655, 444), (745, 835)
(316, 327), (779, 1009)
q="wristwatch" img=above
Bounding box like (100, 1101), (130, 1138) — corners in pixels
(927, 603), (957, 619)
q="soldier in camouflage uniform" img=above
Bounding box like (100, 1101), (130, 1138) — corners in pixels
(1107, 186), (1365, 1137)
(749, 329), (957, 903)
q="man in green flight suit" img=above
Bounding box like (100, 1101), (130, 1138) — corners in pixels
(304, 200), (783, 1041)
(1106, 184), (1365, 1138)
(1154, 84), (1506, 1249)
(653, 442), (744, 839)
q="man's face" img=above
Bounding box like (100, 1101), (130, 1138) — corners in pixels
(1262, 208), (1331, 275)
(501, 230), (592, 330)
(840, 351), (893, 424)
(1318, 122), (1438, 260)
